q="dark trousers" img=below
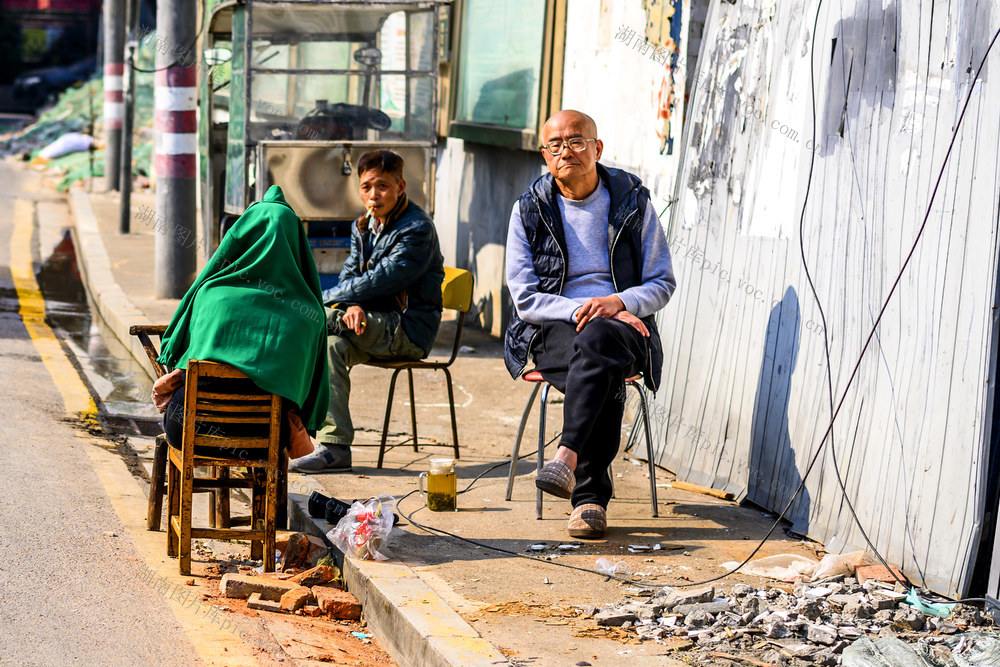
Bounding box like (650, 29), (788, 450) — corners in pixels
(531, 318), (649, 508)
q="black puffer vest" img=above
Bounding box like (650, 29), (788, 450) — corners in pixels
(503, 163), (664, 392)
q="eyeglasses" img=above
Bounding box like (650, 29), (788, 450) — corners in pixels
(540, 137), (597, 156)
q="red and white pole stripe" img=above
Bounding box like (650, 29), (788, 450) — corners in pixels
(154, 66), (198, 179)
(104, 63), (123, 131)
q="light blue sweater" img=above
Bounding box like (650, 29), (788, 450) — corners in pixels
(505, 181), (675, 324)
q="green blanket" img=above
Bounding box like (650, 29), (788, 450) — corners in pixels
(158, 186), (330, 429)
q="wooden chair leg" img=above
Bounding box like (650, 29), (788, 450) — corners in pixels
(179, 463), (194, 575)
(443, 368), (460, 460)
(407, 368), (419, 452)
(377, 369), (403, 469)
(207, 467), (217, 529)
(506, 383), (541, 501)
(264, 465), (278, 573)
(217, 467), (231, 529)
(166, 458), (178, 557)
(147, 435), (167, 531)
(277, 450), (288, 531)
(250, 468), (265, 561)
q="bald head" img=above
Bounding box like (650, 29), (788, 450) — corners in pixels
(542, 110), (598, 139)
(540, 109), (603, 200)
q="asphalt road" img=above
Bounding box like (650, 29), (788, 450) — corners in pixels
(0, 165), (200, 665)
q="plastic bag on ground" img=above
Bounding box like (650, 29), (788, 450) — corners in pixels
(843, 632), (1000, 667)
(741, 553), (819, 582)
(327, 495), (395, 561)
(595, 557), (631, 576)
(812, 550), (875, 580)
(37, 132), (94, 159)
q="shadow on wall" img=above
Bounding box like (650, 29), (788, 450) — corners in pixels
(450, 143), (544, 337)
(746, 286), (810, 535)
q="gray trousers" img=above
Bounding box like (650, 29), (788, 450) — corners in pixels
(318, 308), (424, 447)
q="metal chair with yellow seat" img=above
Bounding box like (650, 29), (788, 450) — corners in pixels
(365, 267), (474, 468)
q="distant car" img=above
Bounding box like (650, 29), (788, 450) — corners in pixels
(12, 56), (97, 107)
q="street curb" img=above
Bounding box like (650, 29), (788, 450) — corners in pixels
(286, 474), (511, 667)
(68, 191), (156, 382)
(66, 192), (508, 667)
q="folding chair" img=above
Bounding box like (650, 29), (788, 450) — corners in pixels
(504, 371), (659, 518)
(364, 267), (474, 468)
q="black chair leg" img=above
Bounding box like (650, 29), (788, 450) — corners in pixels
(377, 369), (403, 469)
(506, 383), (541, 501)
(628, 380), (658, 517)
(407, 368), (419, 452)
(634, 383), (658, 517)
(443, 367), (460, 460)
(536, 383), (550, 520)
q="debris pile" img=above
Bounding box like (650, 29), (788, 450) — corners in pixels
(590, 576), (997, 665)
(218, 532), (363, 621)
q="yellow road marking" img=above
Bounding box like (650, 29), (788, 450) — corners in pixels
(12, 195), (261, 664)
(10, 198), (96, 417)
(85, 444), (261, 666)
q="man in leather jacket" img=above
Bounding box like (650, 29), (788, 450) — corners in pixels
(504, 111), (675, 537)
(291, 150), (445, 472)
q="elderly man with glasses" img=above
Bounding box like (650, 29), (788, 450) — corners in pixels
(504, 109), (676, 539)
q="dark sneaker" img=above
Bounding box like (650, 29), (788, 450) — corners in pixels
(289, 445), (352, 473)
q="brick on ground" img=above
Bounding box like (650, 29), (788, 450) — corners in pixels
(220, 573), (308, 601)
(856, 564), (905, 584)
(247, 592), (283, 613)
(313, 585), (362, 620)
(280, 587), (314, 612)
(289, 565), (340, 588)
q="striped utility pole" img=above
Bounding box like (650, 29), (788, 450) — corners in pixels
(153, 0), (198, 298)
(102, 0), (125, 190)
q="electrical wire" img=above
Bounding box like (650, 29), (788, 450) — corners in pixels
(397, 487), (661, 588)
(653, 5), (1000, 595)
(395, 431), (684, 586)
(130, 0), (207, 74)
(798, 0), (914, 592)
(379, 5), (1000, 599)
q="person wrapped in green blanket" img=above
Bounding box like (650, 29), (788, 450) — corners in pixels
(154, 185), (330, 458)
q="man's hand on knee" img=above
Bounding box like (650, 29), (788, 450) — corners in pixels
(613, 311), (649, 337)
(574, 295), (625, 331)
(342, 305), (368, 335)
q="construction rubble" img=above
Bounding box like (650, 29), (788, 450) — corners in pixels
(589, 575), (1000, 665)
(210, 533), (364, 622)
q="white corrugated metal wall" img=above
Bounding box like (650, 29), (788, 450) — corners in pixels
(654, 0), (1000, 597)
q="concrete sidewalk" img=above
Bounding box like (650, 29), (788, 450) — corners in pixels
(64, 178), (820, 667)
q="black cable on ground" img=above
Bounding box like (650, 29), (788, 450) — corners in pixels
(397, 488), (661, 587)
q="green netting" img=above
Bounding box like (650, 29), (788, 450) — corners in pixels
(2, 35), (161, 189)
